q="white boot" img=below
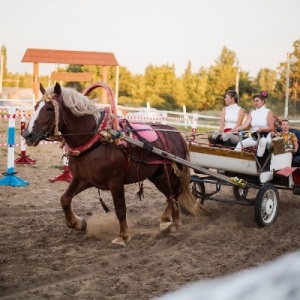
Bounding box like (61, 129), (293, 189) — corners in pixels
(259, 171), (273, 183)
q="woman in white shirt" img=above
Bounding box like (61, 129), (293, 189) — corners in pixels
(212, 90), (245, 146)
(231, 91), (274, 183)
(232, 91), (274, 156)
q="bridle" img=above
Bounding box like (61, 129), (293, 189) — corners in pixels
(39, 93), (116, 156)
(41, 93), (63, 142)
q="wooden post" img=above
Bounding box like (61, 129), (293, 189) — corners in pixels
(115, 66), (119, 104)
(0, 52), (3, 95)
(284, 53), (290, 119)
(33, 62), (39, 100)
(102, 66), (108, 104)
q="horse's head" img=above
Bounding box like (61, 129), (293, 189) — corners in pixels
(22, 82), (63, 146)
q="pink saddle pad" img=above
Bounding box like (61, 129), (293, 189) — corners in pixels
(130, 123), (158, 142)
(121, 123), (158, 148)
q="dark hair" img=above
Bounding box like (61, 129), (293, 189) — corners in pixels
(226, 90), (239, 103)
(281, 119), (290, 125)
(253, 91), (268, 101)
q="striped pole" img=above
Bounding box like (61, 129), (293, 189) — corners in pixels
(161, 111), (167, 125)
(191, 114), (198, 141)
(0, 107), (29, 187)
(49, 146), (72, 183)
(15, 106), (36, 164)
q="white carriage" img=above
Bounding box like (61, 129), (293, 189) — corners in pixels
(187, 134), (300, 227)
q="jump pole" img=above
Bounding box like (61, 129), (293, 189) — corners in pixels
(15, 106), (36, 164)
(0, 107), (29, 187)
(191, 113), (198, 140)
(49, 146), (72, 183)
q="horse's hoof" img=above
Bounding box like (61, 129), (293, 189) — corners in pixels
(173, 220), (182, 230)
(112, 237), (127, 247)
(81, 219), (87, 231)
(160, 221), (172, 232)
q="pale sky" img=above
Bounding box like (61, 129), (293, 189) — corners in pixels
(1, 0), (300, 78)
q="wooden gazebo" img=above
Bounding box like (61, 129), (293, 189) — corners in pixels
(21, 48), (119, 102)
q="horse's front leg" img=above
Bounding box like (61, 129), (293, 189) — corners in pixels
(110, 184), (130, 247)
(60, 178), (90, 231)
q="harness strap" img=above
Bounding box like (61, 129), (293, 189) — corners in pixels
(67, 133), (103, 156)
(67, 107), (112, 156)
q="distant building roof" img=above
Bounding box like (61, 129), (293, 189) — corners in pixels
(22, 48), (118, 66)
(50, 72), (92, 82)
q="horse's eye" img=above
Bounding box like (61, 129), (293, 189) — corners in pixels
(46, 106), (54, 112)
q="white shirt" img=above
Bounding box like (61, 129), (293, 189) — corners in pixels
(251, 105), (269, 131)
(224, 104), (241, 129)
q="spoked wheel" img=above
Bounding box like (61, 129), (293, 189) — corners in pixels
(191, 181), (205, 205)
(254, 183), (279, 227)
(233, 186), (249, 201)
(180, 179), (205, 215)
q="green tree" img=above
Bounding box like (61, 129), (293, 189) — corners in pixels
(290, 39), (300, 104)
(275, 39), (300, 115)
(255, 68), (277, 93)
(206, 46), (238, 110)
(144, 64), (181, 110)
(181, 62), (208, 111)
(238, 71), (256, 112)
(1, 45), (11, 87)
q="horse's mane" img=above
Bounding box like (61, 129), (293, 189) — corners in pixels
(46, 86), (100, 123)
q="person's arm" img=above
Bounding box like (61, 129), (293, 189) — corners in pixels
(257, 110), (275, 133)
(231, 113), (251, 132)
(293, 134), (299, 153)
(219, 107), (226, 132)
(294, 141), (299, 153)
(236, 108), (245, 127)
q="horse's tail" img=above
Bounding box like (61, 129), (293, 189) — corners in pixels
(177, 164), (211, 216)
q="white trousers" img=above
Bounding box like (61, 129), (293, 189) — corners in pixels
(235, 134), (272, 157)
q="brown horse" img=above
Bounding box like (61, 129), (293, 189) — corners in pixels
(22, 82), (207, 246)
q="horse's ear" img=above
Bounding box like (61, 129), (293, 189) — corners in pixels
(40, 83), (46, 95)
(53, 82), (62, 96)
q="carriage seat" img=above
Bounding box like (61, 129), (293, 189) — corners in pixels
(289, 129), (300, 167)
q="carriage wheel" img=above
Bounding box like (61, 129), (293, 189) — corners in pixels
(179, 180), (205, 215)
(254, 183), (279, 227)
(191, 181), (206, 205)
(233, 186), (249, 201)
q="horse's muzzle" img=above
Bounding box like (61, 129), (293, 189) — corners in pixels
(22, 131), (43, 146)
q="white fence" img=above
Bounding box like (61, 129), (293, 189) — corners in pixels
(1, 98), (300, 132)
(0, 98), (35, 112)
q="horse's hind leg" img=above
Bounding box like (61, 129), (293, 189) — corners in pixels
(159, 201), (173, 232)
(60, 179), (91, 231)
(149, 167), (182, 233)
(160, 198), (181, 233)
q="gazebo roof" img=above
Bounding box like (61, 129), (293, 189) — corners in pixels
(21, 48), (118, 66)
